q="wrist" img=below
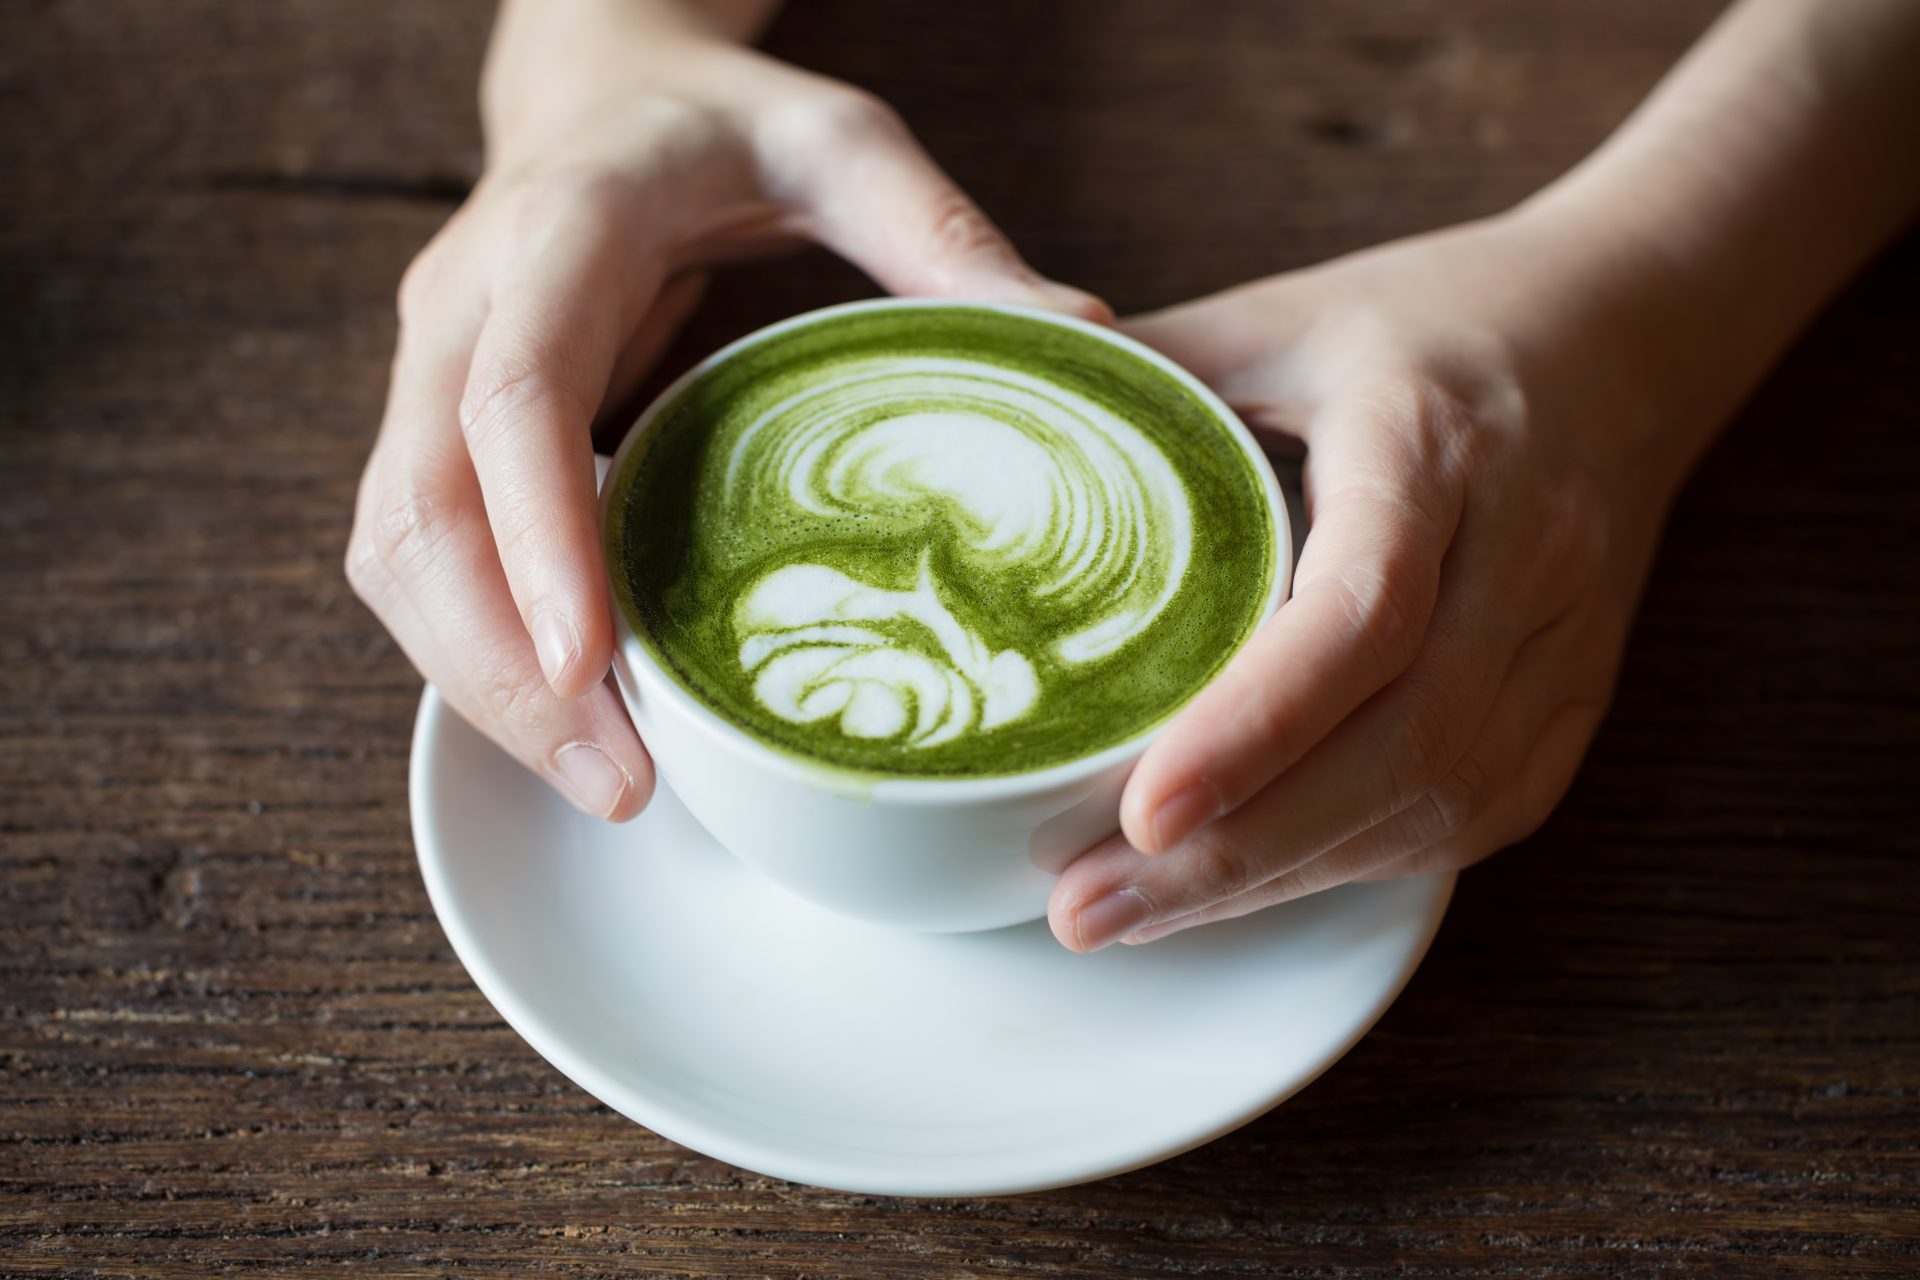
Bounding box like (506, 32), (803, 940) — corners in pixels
(1487, 194), (1741, 501)
(480, 3), (760, 165)
(1493, 0), (1920, 498)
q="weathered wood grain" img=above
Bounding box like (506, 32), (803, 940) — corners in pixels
(3, 1), (1916, 1275)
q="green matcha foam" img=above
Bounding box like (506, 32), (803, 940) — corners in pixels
(607, 304), (1276, 778)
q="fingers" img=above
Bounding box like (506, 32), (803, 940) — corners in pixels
(1120, 620), (1611, 945)
(1119, 389), (1468, 854)
(347, 255), (489, 670)
(1349, 693), (1604, 884)
(1122, 694), (1598, 942)
(459, 197), (646, 699)
(347, 250), (655, 823)
(363, 454), (654, 822)
(767, 89), (1110, 322)
(1121, 285), (1316, 397)
(1051, 657), (1494, 951)
(1051, 502), (1548, 952)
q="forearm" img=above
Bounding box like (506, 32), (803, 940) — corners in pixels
(481, 0), (785, 155)
(1514, 0), (1920, 476)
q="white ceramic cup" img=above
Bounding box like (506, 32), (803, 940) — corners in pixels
(600, 298), (1291, 932)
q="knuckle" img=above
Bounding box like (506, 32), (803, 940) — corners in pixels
(1375, 678), (1455, 808)
(1542, 470), (1613, 579)
(1400, 792), (1463, 854)
(1353, 370), (1462, 444)
(1180, 836), (1255, 906)
(1239, 693), (1307, 777)
(1273, 857), (1339, 902)
(368, 483), (463, 586)
(498, 168), (617, 237)
(1406, 380), (1485, 487)
(1501, 468), (1613, 616)
(460, 364), (590, 447)
(1412, 759), (1487, 846)
(342, 529), (385, 601)
(758, 85), (901, 169)
(1353, 372), (1486, 499)
(1397, 336), (1525, 454)
(465, 167), (636, 267)
(396, 244), (450, 324)
(1469, 365), (1527, 438)
(488, 487), (564, 568)
(479, 660), (547, 727)
(1319, 552), (1433, 682)
(921, 193), (1008, 267)
(800, 85), (902, 147)
(1348, 373), (1428, 436)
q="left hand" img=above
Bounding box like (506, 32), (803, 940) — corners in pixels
(345, 20), (1106, 824)
(1049, 212), (1704, 951)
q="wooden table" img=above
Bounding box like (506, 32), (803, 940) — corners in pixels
(5, 2), (1916, 1274)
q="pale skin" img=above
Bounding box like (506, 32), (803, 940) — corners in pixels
(346, 0), (1920, 951)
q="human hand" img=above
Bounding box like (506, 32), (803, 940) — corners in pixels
(1045, 0), (1920, 950)
(346, 16), (1106, 821)
(1049, 213), (1708, 951)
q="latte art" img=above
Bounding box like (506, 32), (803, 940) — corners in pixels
(737, 557), (1039, 747)
(719, 356), (1193, 749)
(609, 304), (1276, 778)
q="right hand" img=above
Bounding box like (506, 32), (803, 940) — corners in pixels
(346, 25), (1107, 821)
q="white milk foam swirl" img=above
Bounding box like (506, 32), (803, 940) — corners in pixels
(726, 355), (1193, 749)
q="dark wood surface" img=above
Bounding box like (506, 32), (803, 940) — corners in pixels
(5, 2), (1917, 1275)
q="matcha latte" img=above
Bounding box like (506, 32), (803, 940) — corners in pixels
(605, 303), (1277, 779)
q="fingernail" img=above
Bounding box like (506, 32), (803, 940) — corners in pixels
(554, 741), (630, 819)
(1020, 280), (1113, 325)
(531, 609), (579, 688)
(1074, 888), (1152, 953)
(1152, 779), (1221, 852)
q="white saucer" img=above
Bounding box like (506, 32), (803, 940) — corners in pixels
(410, 687), (1453, 1196)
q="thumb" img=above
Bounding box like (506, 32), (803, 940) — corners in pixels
(794, 94), (1111, 323)
(1120, 277), (1316, 393)
(1117, 276), (1328, 431)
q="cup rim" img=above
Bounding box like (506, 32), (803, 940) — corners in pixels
(599, 296), (1292, 802)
